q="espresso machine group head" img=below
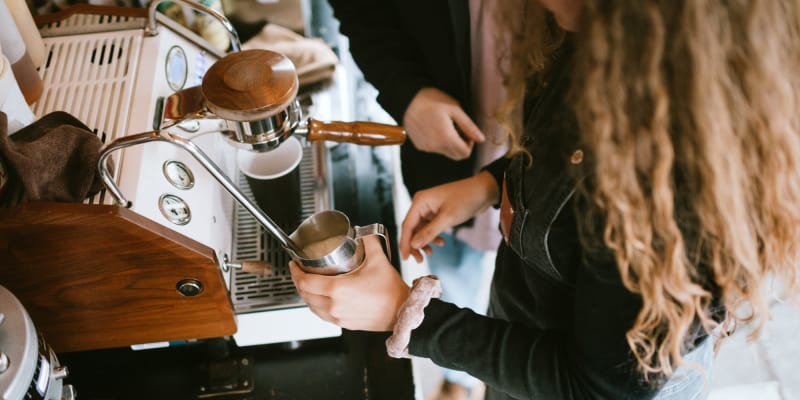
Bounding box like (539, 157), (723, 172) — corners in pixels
(160, 48), (405, 152)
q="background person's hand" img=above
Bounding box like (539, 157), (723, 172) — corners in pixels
(403, 87), (485, 160)
(289, 236), (410, 331)
(400, 171), (500, 262)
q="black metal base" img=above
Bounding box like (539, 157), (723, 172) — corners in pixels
(58, 331), (414, 400)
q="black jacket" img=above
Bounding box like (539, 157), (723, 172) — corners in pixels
(328, 0), (477, 195)
(408, 45), (691, 400)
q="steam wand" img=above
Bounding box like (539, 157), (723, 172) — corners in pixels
(97, 130), (307, 258)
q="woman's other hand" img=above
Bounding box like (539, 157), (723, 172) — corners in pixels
(400, 171), (500, 262)
(403, 87), (485, 160)
(289, 236), (410, 332)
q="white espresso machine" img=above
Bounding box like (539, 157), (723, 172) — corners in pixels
(14, 0), (383, 350)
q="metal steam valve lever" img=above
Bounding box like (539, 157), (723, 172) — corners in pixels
(228, 261), (272, 276)
(220, 253), (272, 276)
(145, 0), (242, 51)
(97, 130), (307, 258)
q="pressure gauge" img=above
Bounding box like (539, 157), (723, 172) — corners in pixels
(163, 160), (195, 189)
(158, 194), (191, 225)
(165, 45), (188, 91)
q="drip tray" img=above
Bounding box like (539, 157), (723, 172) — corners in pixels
(230, 142), (325, 313)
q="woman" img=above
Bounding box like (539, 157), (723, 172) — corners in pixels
(290, 1), (800, 399)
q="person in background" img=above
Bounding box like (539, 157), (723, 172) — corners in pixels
(326, 1), (514, 398)
(293, 1), (800, 399)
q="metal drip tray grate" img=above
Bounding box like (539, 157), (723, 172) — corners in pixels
(230, 143), (323, 312)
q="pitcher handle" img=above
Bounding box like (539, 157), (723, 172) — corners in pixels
(354, 223), (391, 263)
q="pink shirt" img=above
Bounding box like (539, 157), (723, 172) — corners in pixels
(455, 0), (515, 251)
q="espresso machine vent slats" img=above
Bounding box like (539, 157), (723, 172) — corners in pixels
(34, 31), (142, 206)
(230, 144), (320, 312)
(39, 13), (146, 38)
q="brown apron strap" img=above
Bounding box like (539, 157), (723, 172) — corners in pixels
(499, 172), (514, 244)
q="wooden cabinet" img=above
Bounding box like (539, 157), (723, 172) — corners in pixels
(0, 202), (235, 353)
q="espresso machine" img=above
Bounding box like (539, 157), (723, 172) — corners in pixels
(0, 0), (403, 353)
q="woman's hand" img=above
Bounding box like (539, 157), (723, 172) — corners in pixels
(400, 171), (500, 262)
(289, 236), (410, 331)
(403, 87), (485, 160)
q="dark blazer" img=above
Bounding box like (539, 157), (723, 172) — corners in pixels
(327, 0), (477, 196)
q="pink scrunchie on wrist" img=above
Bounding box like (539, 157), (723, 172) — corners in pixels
(385, 275), (442, 358)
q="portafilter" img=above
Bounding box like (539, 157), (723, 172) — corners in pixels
(160, 49), (406, 152)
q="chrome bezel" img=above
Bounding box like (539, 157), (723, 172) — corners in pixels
(158, 193), (192, 225)
(165, 45), (188, 92)
(162, 160), (195, 190)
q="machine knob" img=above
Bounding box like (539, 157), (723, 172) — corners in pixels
(52, 365), (69, 380)
(0, 351), (8, 373)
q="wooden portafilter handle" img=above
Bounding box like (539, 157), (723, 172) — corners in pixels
(305, 118), (406, 146)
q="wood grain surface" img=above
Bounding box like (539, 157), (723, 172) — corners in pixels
(202, 49), (299, 121)
(0, 202), (236, 353)
(306, 118), (406, 146)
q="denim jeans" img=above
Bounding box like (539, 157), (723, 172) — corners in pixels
(426, 232), (487, 387)
(652, 337), (715, 400)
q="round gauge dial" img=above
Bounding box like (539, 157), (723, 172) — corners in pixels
(158, 194), (192, 225)
(165, 45), (188, 92)
(163, 160), (195, 189)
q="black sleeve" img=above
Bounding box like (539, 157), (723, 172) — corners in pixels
(408, 249), (659, 400)
(480, 155), (511, 207)
(327, 0), (430, 122)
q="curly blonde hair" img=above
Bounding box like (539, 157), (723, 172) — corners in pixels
(499, 0), (800, 379)
(495, 0), (565, 154)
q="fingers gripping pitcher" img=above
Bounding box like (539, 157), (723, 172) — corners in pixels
(288, 210), (391, 275)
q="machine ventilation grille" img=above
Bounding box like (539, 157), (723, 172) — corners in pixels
(38, 14), (146, 37)
(230, 144), (318, 312)
(34, 32), (142, 205)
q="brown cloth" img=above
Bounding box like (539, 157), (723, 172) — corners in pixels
(0, 111), (104, 203)
(242, 23), (339, 88)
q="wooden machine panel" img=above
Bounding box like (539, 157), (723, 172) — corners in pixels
(0, 202), (236, 353)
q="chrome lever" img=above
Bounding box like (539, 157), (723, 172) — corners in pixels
(145, 0), (242, 52)
(97, 130), (306, 257)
